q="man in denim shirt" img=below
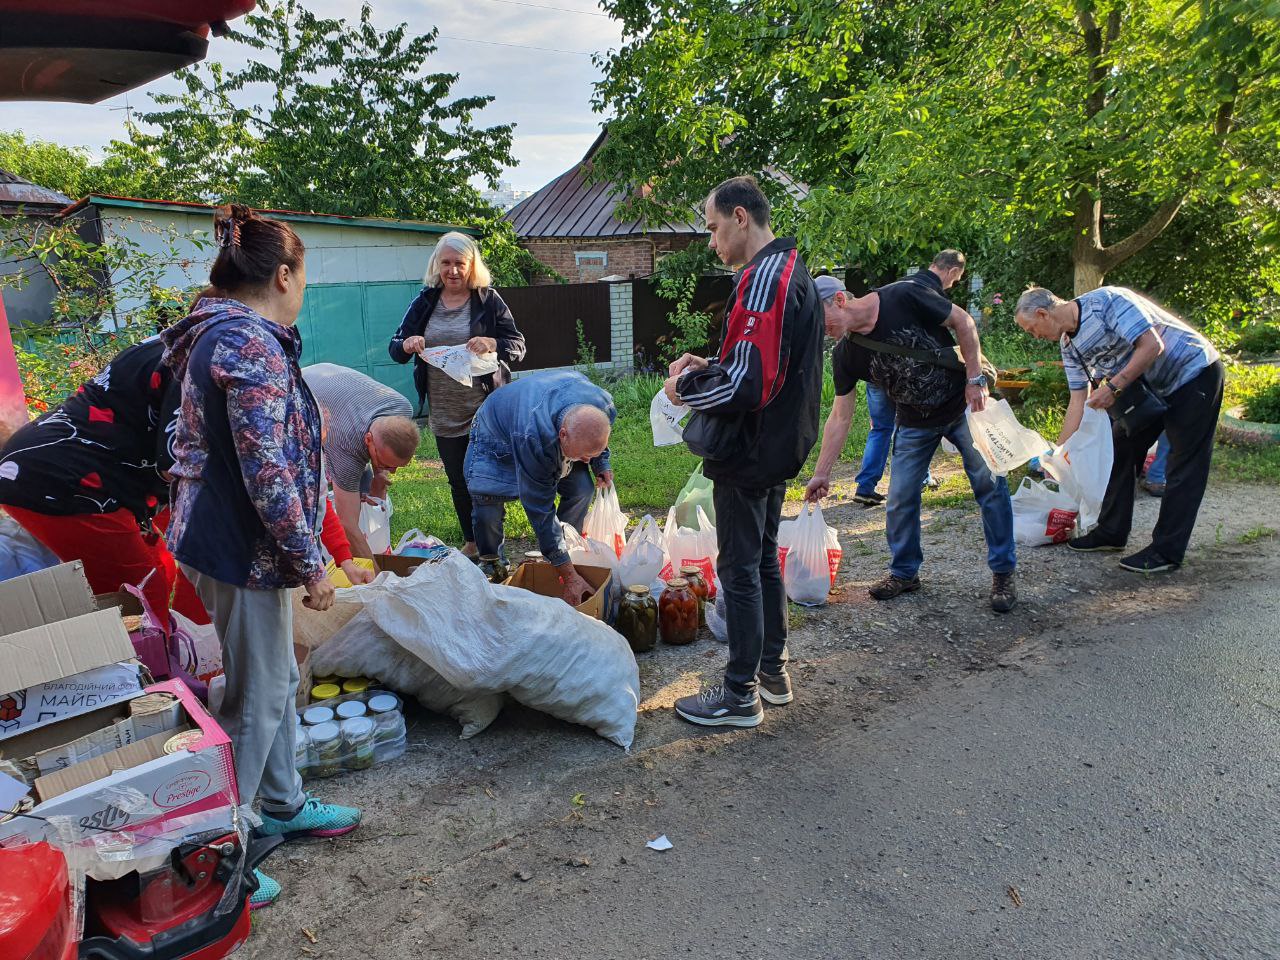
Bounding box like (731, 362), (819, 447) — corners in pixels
(464, 370), (615, 604)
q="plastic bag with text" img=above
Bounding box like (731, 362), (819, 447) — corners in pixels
(965, 399), (1049, 476)
(650, 389), (691, 447)
(170, 610), (223, 687)
(777, 503), (841, 605)
(1041, 405), (1114, 534)
(660, 505), (717, 597)
(584, 483), (628, 557)
(418, 344), (500, 387)
(616, 514), (667, 589)
(1011, 477), (1079, 546)
(359, 496), (393, 555)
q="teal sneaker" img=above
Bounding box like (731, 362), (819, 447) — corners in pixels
(249, 869), (280, 910)
(258, 796), (362, 839)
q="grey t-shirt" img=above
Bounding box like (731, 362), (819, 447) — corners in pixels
(422, 300), (487, 438)
(302, 362), (413, 492)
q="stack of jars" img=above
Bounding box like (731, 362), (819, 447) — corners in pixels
(295, 682), (407, 778)
(617, 566), (711, 652)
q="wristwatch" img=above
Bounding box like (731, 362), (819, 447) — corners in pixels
(966, 375), (987, 387)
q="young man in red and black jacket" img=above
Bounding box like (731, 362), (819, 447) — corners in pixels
(663, 175), (823, 728)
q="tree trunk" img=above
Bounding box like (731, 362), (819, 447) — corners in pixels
(1073, 258), (1107, 295)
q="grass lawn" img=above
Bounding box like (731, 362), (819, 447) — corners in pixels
(386, 346), (1279, 547)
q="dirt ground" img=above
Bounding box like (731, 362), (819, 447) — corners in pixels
(244, 464), (1277, 958)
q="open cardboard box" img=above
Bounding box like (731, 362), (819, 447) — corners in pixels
(0, 563), (145, 742)
(504, 562), (612, 621)
(0, 679), (236, 843)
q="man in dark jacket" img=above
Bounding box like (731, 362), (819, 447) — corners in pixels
(662, 175), (823, 728)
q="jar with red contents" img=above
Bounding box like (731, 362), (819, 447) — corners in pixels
(679, 564), (709, 628)
(658, 578), (699, 645)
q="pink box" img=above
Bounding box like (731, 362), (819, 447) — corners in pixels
(0, 679), (238, 843)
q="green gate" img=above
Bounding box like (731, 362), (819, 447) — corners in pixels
(298, 281), (420, 404)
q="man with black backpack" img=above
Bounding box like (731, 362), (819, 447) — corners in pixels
(662, 175), (824, 728)
(803, 258), (1018, 613)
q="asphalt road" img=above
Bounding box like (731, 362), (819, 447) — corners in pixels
(433, 549), (1280, 960)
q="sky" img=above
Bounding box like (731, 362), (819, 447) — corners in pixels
(0, 0), (624, 194)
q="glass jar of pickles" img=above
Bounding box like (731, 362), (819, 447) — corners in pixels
(659, 578), (699, 645)
(293, 726), (312, 775)
(616, 585), (658, 653)
(368, 693), (406, 745)
(340, 717), (376, 771)
(308, 722), (341, 778)
(478, 554), (509, 584)
(679, 565), (709, 628)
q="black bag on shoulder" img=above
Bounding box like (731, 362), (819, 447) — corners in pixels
(682, 409), (747, 461)
(1063, 338), (1167, 438)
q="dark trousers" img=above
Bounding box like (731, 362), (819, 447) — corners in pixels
(714, 482), (788, 701)
(472, 462), (596, 560)
(436, 434), (475, 544)
(1096, 360), (1224, 564)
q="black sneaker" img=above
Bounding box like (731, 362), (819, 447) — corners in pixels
(1068, 530), (1125, 552)
(674, 684), (763, 728)
(1119, 545), (1179, 573)
(990, 572), (1017, 613)
(852, 490), (886, 507)
(756, 669), (793, 705)
(868, 574), (921, 600)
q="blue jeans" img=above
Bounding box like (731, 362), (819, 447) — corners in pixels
(856, 384), (934, 495)
(1145, 433), (1170, 485)
(472, 462), (596, 561)
(886, 415), (1016, 579)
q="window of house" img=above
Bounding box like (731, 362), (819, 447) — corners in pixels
(575, 251), (608, 268)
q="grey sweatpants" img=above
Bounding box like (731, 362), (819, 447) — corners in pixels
(182, 565), (305, 818)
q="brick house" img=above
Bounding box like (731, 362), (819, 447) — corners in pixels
(506, 131), (707, 284)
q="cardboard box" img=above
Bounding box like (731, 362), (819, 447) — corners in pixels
(504, 563), (612, 621)
(371, 554), (426, 578)
(0, 608), (143, 741)
(0, 561), (97, 635)
(0, 679), (237, 842)
(35, 726), (189, 802)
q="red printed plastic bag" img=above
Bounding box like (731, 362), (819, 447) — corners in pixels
(777, 503), (840, 605)
(1011, 477), (1079, 546)
(659, 505), (717, 598)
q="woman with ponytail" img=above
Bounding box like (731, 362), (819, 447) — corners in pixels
(162, 204), (361, 910)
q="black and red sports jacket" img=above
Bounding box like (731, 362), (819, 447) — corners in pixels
(676, 237), (823, 488)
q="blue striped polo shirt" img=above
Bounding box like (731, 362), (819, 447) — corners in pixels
(1059, 287), (1219, 397)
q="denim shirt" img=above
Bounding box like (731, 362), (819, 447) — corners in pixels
(463, 371), (614, 566)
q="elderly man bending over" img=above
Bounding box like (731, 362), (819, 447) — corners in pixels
(464, 370), (615, 604)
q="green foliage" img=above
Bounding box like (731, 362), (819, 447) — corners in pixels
(1243, 382), (1280, 423)
(0, 215), (208, 410)
(1227, 364), (1280, 423)
(0, 131), (152, 200)
(593, 0), (1280, 295)
(651, 244), (720, 362)
(105, 1), (514, 230)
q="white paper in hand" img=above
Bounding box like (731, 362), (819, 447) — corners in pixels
(419, 344), (500, 387)
(650, 389), (691, 447)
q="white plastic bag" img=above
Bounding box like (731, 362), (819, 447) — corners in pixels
(966, 398), (1050, 476)
(660, 505), (717, 596)
(393, 528), (446, 557)
(562, 522), (618, 570)
(334, 553), (639, 748)
(0, 511), (59, 582)
(616, 515), (666, 589)
(418, 344), (500, 387)
(584, 483), (628, 558)
(311, 608), (505, 739)
(777, 503), (840, 605)
(1011, 477), (1079, 546)
(650, 389), (691, 447)
(170, 610), (223, 686)
(359, 496), (393, 555)
(1041, 406), (1114, 534)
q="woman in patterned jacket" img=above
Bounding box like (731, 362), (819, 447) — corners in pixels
(162, 204), (361, 910)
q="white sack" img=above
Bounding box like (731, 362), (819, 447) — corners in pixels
(311, 608), (505, 739)
(359, 496), (393, 555)
(334, 553), (639, 748)
(1041, 405), (1114, 534)
(966, 399), (1049, 476)
(418, 345), (499, 387)
(1011, 477), (1080, 546)
(0, 511), (59, 582)
(650, 389), (691, 447)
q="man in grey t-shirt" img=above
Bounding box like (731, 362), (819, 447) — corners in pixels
(303, 363), (420, 558)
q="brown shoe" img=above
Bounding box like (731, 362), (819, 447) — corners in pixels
(990, 572), (1017, 613)
(868, 574), (921, 600)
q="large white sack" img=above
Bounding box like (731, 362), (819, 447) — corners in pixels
(335, 553), (639, 749)
(311, 608), (505, 739)
(1042, 405), (1114, 534)
(1011, 477), (1080, 546)
(966, 398), (1049, 476)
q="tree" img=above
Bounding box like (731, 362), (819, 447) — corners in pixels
(112, 0), (515, 227)
(0, 131), (151, 200)
(593, 0), (1280, 293)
